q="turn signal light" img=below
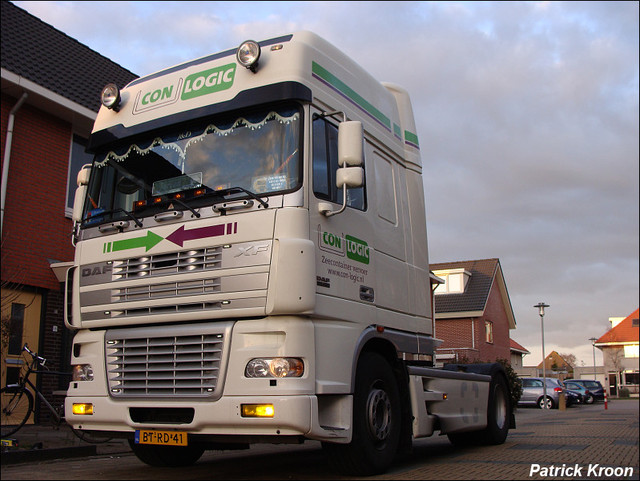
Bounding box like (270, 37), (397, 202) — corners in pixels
(241, 404), (274, 418)
(72, 403), (94, 415)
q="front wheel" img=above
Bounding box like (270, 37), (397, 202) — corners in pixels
(1, 387), (34, 438)
(128, 441), (205, 467)
(323, 352), (401, 476)
(538, 395), (554, 409)
(584, 394), (594, 405)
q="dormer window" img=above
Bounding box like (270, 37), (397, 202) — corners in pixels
(433, 268), (471, 295)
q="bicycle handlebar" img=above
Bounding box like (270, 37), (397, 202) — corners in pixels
(22, 344), (46, 366)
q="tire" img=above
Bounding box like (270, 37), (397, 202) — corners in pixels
(537, 395), (554, 409)
(448, 372), (511, 446)
(323, 352), (402, 476)
(128, 440), (205, 467)
(480, 373), (510, 444)
(1, 387), (34, 438)
(584, 394), (594, 405)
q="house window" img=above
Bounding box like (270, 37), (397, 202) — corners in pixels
(485, 320), (493, 344)
(8, 303), (25, 355)
(433, 269), (471, 295)
(623, 345), (639, 358)
(65, 134), (93, 216)
(312, 115), (366, 211)
(623, 372), (639, 385)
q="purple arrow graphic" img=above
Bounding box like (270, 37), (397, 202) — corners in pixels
(166, 222), (237, 247)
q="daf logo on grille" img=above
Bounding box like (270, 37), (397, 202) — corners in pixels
(234, 244), (269, 257)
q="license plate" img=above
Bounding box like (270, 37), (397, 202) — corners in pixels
(135, 430), (188, 446)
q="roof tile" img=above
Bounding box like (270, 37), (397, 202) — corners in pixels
(1, 1), (138, 112)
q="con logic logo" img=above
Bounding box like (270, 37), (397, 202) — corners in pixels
(319, 228), (370, 265)
(181, 63), (236, 100)
(134, 63), (236, 114)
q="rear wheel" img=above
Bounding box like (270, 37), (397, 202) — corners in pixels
(128, 441), (205, 467)
(1, 387), (33, 438)
(323, 352), (401, 476)
(447, 372), (511, 446)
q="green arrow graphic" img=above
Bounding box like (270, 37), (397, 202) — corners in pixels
(105, 231), (164, 253)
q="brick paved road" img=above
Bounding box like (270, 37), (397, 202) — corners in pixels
(1, 400), (638, 480)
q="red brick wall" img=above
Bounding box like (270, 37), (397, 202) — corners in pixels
(1, 94), (75, 291)
(436, 280), (512, 363)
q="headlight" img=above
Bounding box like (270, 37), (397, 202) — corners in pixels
(236, 40), (261, 72)
(72, 364), (94, 381)
(245, 358), (304, 378)
(101, 83), (121, 110)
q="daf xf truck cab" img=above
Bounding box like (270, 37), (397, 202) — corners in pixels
(65, 31), (513, 475)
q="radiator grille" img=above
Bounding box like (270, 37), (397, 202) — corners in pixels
(112, 247), (222, 279)
(106, 332), (224, 398)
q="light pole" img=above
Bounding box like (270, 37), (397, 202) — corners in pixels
(535, 303), (550, 409)
(589, 337), (598, 380)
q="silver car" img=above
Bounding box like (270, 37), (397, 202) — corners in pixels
(518, 377), (566, 409)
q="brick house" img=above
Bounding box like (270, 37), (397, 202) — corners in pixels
(595, 308), (639, 397)
(1, 1), (137, 420)
(431, 258), (517, 364)
(510, 338), (530, 370)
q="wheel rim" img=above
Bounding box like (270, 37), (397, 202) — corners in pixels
(366, 387), (392, 442)
(539, 396), (551, 409)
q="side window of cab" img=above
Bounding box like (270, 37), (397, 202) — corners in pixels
(312, 116), (365, 210)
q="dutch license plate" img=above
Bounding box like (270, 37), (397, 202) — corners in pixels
(135, 430), (188, 446)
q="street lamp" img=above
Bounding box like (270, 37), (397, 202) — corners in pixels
(535, 302), (550, 409)
(589, 337), (598, 380)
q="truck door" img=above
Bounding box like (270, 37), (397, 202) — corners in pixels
(309, 111), (375, 312)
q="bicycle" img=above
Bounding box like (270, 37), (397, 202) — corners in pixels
(1, 344), (111, 443)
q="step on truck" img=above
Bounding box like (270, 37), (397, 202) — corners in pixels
(65, 31), (514, 475)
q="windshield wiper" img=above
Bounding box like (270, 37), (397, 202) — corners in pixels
(216, 186), (269, 210)
(166, 196), (201, 218)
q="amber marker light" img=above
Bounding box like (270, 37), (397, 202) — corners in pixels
(241, 404), (274, 418)
(72, 403), (94, 415)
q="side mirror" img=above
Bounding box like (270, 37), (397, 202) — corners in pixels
(320, 121), (365, 217)
(72, 165), (92, 223)
(338, 121), (363, 166)
(336, 167), (363, 189)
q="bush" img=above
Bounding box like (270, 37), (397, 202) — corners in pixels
(495, 358), (523, 408)
(618, 387), (630, 398)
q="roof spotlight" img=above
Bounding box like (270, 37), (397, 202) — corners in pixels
(236, 40), (261, 72)
(101, 83), (121, 111)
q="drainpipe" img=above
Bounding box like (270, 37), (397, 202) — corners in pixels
(1, 92), (28, 238)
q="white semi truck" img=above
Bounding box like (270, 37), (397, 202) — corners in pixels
(65, 31), (514, 475)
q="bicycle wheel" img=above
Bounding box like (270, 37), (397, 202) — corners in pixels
(1, 386), (34, 438)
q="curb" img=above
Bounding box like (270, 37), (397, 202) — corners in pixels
(1, 445), (97, 465)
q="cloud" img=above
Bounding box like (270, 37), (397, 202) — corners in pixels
(13, 1), (638, 365)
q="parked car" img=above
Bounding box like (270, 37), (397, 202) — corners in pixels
(519, 377), (573, 409)
(563, 380), (593, 404)
(563, 379), (604, 402)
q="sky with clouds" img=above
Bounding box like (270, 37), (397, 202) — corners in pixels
(14, 1), (639, 368)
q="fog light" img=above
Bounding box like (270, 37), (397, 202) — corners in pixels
(241, 404), (274, 418)
(72, 403), (94, 415)
(101, 83), (121, 110)
(236, 40), (261, 72)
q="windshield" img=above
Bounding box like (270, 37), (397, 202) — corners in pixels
(82, 104), (301, 226)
